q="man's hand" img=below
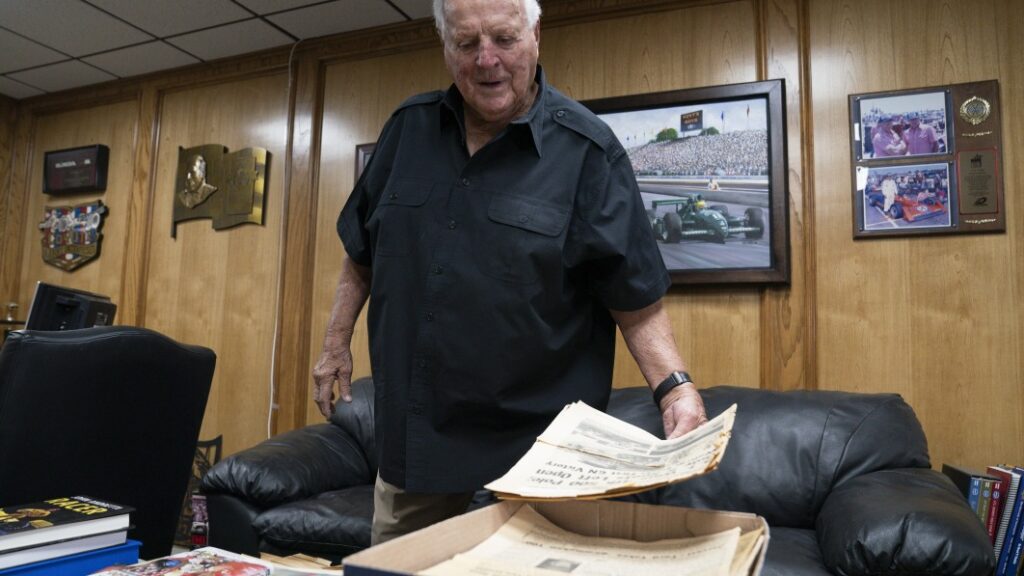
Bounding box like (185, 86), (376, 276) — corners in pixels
(312, 341), (354, 418)
(659, 382), (707, 439)
(313, 256), (371, 419)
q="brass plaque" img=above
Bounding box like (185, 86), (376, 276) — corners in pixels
(172, 145), (268, 237)
(957, 149), (999, 215)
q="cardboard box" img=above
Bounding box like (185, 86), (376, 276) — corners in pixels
(344, 499), (768, 576)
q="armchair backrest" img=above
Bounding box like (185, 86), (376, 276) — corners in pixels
(0, 326), (216, 559)
(607, 385), (930, 529)
(329, 377), (376, 472)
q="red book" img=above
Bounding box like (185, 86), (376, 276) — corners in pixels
(988, 477), (1005, 544)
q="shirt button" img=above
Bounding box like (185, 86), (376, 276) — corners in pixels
(432, 264), (444, 275)
(389, 193), (398, 200)
(461, 178), (470, 187)
(556, 110), (566, 118)
(518, 215), (530, 224)
(425, 312), (434, 321)
(448, 220), (457, 230)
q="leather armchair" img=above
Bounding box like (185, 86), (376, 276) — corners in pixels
(201, 379), (995, 575)
(0, 326), (216, 560)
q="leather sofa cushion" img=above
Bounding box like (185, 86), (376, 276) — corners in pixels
(762, 528), (832, 576)
(254, 485), (373, 556)
(203, 423), (373, 507)
(607, 386), (929, 529)
(328, 378), (377, 472)
(817, 468), (996, 575)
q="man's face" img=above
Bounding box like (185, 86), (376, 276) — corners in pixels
(187, 157), (204, 191)
(442, 0), (539, 125)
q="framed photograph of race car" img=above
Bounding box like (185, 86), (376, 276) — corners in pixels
(583, 79), (790, 286)
(855, 162), (954, 235)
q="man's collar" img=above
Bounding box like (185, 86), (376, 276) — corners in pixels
(510, 65), (546, 156)
(440, 65), (548, 157)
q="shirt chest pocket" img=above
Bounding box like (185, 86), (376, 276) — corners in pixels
(475, 193), (570, 284)
(369, 179), (434, 257)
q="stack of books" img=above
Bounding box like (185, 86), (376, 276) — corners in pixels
(942, 464), (1024, 576)
(0, 495), (132, 572)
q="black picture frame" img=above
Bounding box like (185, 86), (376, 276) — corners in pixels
(583, 79), (789, 285)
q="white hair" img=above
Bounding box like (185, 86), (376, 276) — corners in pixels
(433, 0), (541, 42)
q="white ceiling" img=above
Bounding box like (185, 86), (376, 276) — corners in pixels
(0, 0), (435, 100)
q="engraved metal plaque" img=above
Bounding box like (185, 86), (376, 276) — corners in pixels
(172, 145), (268, 237)
(957, 149), (999, 215)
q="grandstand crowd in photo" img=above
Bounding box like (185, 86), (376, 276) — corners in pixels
(624, 129), (768, 177)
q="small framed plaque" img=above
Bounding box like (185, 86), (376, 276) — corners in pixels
(43, 145), (110, 195)
(355, 142), (376, 185)
(848, 80), (1004, 238)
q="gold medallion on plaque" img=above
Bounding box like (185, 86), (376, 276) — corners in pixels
(959, 96), (991, 126)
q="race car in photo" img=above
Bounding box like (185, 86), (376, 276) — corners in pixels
(866, 189), (948, 223)
(647, 194), (764, 244)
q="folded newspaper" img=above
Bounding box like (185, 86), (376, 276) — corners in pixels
(485, 402), (737, 500)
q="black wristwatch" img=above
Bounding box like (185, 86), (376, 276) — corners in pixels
(653, 371), (693, 407)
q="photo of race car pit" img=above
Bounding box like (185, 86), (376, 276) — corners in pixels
(857, 162), (952, 231)
(600, 97), (772, 271)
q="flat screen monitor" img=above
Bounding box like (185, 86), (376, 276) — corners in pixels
(24, 281), (116, 331)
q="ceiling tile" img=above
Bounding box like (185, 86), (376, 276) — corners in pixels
(166, 19), (294, 61)
(0, 0), (153, 57)
(0, 75), (46, 99)
(0, 28), (68, 74)
(87, 0), (252, 38)
(234, 0), (325, 15)
(267, 0), (405, 39)
(83, 41), (199, 78)
(391, 0), (434, 20)
(7, 60), (116, 92)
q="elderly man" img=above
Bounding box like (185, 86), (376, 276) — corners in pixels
(871, 116), (906, 158)
(313, 0), (707, 543)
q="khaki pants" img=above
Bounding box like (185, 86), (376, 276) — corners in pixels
(371, 473), (475, 545)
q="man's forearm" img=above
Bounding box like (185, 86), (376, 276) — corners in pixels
(324, 256), (372, 350)
(609, 299), (686, 389)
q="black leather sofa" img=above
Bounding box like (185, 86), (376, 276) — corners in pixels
(201, 378), (995, 575)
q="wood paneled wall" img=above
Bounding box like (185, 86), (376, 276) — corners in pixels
(16, 100), (138, 320)
(0, 0), (1019, 471)
(809, 0), (1024, 471)
(142, 75), (290, 455)
(0, 95), (19, 301)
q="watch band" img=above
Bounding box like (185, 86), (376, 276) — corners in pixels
(653, 371), (693, 407)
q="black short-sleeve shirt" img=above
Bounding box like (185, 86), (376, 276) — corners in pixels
(338, 66), (670, 493)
